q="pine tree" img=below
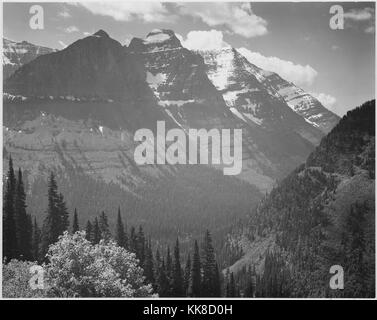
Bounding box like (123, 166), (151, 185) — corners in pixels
(92, 217), (101, 244)
(99, 211), (111, 241)
(172, 238), (184, 296)
(3, 156), (18, 261)
(214, 263), (221, 297)
(14, 168), (30, 260)
(115, 207), (126, 247)
(166, 246), (173, 295)
(32, 217), (40, 262)
(85, 220), (93, 242)
(189, 240), (201, 297)
(129, 226), (137, 253)
(137, 226), (146, 267)
(157, 259), (170, 297)
(41, 172), (63, 259)
(144, 239), (155, 287)
(184, 254), (191, 296)
(202, 230), (217, 297)
(228, 272), (236, 297)
(154, 249), (162, 290)
(56, 192), (69, 234)
(72, 208), (79, 233)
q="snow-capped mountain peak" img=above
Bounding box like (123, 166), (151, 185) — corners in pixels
(128, 29), (182, 53)
(3, 38), (55, 79)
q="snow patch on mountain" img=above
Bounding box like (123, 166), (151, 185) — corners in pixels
(146, 72), (167, 89)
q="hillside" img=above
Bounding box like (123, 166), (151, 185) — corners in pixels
(229, 100), (375, 297)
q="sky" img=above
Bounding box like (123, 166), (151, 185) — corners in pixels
(2, 1), (375, 116)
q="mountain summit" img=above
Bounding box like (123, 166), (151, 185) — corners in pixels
(128, 29), (182, 52)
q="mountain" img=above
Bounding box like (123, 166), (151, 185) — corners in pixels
(3, 29), (340, 250)
(199, 47), (327, 145)
(3, 38), (55, 80)
(247, 65), (340, 134)
(228, 100), (375, 297)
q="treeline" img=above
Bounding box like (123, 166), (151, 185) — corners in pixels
(84, 211), (222, 297)
(3, 157), (224, 297)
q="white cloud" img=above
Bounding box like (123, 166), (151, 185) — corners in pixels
(58, 40), (67, 48)
(83, 31), (91, 36)
(64, 25), (79, 33)
(344, 7), (374, 21)
(179, 30), (229, 51)
(365, 25), (375, 34)
(310, 92), (337, 110)
(237, 47), (318, 87)
(344, 7), (375, 34)
(72, 2), (176, 23)
(179, 3), (267, 38)
(58, 8), (71, 19)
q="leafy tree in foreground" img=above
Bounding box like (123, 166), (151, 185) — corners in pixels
(44, 231), (153, 297)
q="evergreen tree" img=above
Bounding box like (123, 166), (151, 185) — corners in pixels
(3, 156), (18, 261)
(115, 207), (126, 247)
(189, 240), (201, 297)
(202, 230), (217, 297)
(184, 254), (191, 296)
(137, 226), (146, 267)
(32, 217), (40, 262)
(228, 272), (236, 297)
(14, 168), (30, 260)
(99, 211), (111, 241)
(85, 220), (93, 242)
(157, 259), (170, 297)
(172, 238), (184, 296)
(154, 249), (162, 290)
(144, 239), (155, 287)
(41, 172), (63, 258)
(72, 208), (79, 233)
(92, 217), (101, 244)
(56, 192), (69, 234)
(129, 226), (137, 253)
(166, 246), (173, 295)
(213, 263), (221, 297)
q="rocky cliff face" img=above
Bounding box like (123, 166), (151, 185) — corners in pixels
(3, 38), (55, 80)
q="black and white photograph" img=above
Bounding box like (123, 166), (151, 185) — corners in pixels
(1, 1), (375, 301)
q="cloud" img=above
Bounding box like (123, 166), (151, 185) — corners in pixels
(365, 25), (375, 34)
(58, 40), (67, 48)
(58, 8), (71, 19)
(72, 2), (176, 23)
(237, 48), (318, 87)
(310, 92), (337, 110)
(64, 25), (79, 33)
(179, 3), (267, 38)
(344, 7), (374, 21)
(179, 30), (229, 51)
(344, 7), (375, 34)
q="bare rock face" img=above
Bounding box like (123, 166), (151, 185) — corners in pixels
(3, 38), (55, 79)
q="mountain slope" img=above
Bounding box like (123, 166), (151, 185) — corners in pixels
(3, 38), (55, 80)
(200, 48), (326, 145)
(236, 48), (340, 133)
(229, 100), (375, 297)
